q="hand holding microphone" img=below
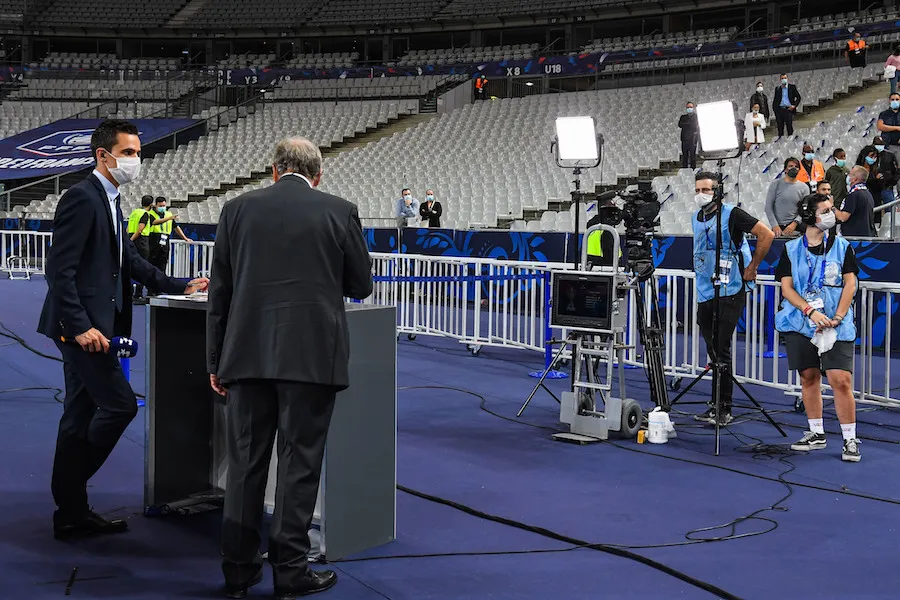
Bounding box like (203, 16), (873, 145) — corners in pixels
(66, 332), (138, 357)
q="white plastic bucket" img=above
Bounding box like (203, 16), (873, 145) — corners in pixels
(647, 407), (669, 444)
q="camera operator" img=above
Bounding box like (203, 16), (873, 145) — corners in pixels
(692, 172), (775, 426)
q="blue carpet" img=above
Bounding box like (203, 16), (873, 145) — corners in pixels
(2, 278), (900, 599)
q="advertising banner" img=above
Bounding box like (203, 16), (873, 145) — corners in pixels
(0, 118), (199, 180)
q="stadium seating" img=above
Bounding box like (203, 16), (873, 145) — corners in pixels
(39, 0), (187, 27)
(180, 0), (321, 28)
(215, 53), (277, 69)
(395, 45), (538, 67)
(582, 28), (738, 54)
(308, 0), (446, 26)
(35, 52), (181, 71)
(285, 53), (360, 69)
(0, 101), (166, 140)
(7, 79), (194, 101)
(271, 75), (451, 101)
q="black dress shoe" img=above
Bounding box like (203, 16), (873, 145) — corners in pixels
(274, 569), (337, 599)
(225, 569), (263, 599)
(53, 510), (128, 540)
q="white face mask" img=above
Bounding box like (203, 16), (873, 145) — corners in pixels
(695, 192), (714, 208)
(107, 154), (141, 185)
(817, 211), (836, 231)
(756, 86), (764, 92)
(403, 194), (411, 201)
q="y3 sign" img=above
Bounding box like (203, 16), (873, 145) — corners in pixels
(0, 118), (199, 180)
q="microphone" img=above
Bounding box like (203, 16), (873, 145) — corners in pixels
(59, 335), (139, 357)
(110, 336), (139, 358)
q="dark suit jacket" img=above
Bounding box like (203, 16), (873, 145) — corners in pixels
(206, 175), (373, 389)
(37, 173), (184, 341)
(419, 200), (442, 228)
(772, 84), (801, 113)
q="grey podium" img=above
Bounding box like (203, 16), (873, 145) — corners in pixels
(144, 297), (397, 561)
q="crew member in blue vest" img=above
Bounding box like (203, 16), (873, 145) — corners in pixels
(775, 193), (861, 462)
(692, 172), (775, 425)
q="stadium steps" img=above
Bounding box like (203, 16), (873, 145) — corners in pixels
(165, 0), (209, 28)
(792, 77), (889, 130)
(179, 112), (435, 206)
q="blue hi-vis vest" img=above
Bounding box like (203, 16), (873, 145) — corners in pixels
(775, 235), (856, 341)
(692, 204), (754, 303)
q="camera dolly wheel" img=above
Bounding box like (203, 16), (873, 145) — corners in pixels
(669, 377), (682, 391)
(616, 398), (642, 439)
(467, 344), (482, 357)
(407, 334), (416, 341)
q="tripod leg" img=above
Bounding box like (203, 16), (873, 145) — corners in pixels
(668, 366), (711, 405)
(518, 337), (570, 417)
(730, 374), (787, 437)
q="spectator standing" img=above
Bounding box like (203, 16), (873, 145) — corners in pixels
(884, 45), (900, 95)
(743, 103), (767, 150)
(837, 165), (876, 237)
(796, 144), (826, 190)
(825, 148), (850, 205)
(395, 188), (419, 228)
(419, 189), (443, 228)
(876, 92), (900, 148)
(846, 30), (867, 68)
(772, 74), (801, 137)
(765, 157), (809, 236)
(678, 101), (699, 169)
(749, 82), (770, 122)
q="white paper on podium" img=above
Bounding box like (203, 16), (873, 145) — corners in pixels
(156, 293), (208, 302)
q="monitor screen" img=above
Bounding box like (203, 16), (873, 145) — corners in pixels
(550, 272), (613, 332)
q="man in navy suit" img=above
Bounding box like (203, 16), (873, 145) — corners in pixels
(37, 119), (208, 539)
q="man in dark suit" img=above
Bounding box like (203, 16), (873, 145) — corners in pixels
(772, 73), (802, 137)
(207, 137), (373, 600)
(419, 188), (443, 227)
(37, 119), (208, 540)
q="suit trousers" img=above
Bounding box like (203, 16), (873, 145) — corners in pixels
(775, 107), (794, 137)
(222, 380), (337, 591)
(51, 340), (139, 518)
(697, 293), (746, 412)
(132, 237), (150, 297)
(681, 139), (697, 169)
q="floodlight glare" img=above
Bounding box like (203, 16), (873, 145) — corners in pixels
(555, 116), (599, 162)
(696, 101), (739, 153)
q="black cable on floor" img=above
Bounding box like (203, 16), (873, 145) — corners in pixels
(0, 321), (146, 399)
(0, 386), (63, 403)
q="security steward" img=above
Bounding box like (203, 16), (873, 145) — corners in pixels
(846, 31), (867, 68)
(148, 196), (191, 279)
(127, 194), (155, 302)
(585, 192), (620, 268)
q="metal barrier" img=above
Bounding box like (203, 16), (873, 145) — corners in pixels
(4, 233), (898, 407)
(1, 230), (52, 278)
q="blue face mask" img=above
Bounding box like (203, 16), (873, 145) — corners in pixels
(156, 207), (166, 215)
(804, 152), (815, 161)
(836, 159), (845, 168)
(875, 145), (885, 152)
(892, 100), (900, 110)
(865, 156), (877, 165)
(846, 175), (852, 186)
(686, 107), (694, 114)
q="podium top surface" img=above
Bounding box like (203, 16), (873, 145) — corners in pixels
(149, 296), (388, 313)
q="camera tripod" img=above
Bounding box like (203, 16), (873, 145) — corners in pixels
(666, 163), (785, 455)
(626, 257), (670, 412)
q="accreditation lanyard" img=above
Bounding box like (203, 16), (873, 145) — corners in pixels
(802, 233), (827, 295)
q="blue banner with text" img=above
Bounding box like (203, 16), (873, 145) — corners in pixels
(0, 118), (199, 180)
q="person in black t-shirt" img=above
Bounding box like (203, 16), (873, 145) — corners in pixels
(837, 166), (876, 237)
(775, 193), (861, 461)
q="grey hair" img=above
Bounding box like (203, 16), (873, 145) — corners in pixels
(849, 165), (869, 182)
(273, 137), (322, 179)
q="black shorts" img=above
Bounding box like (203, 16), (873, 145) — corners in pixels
(783, 332), (854, 373)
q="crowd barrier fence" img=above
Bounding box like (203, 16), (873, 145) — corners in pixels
(3, 232), (898, 408)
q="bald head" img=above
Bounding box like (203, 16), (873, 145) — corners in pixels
(848, 165), (868, 185)
(272, 137), (323, 185)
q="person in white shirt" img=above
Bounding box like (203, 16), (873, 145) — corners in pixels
(744, 103), (768, 150)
